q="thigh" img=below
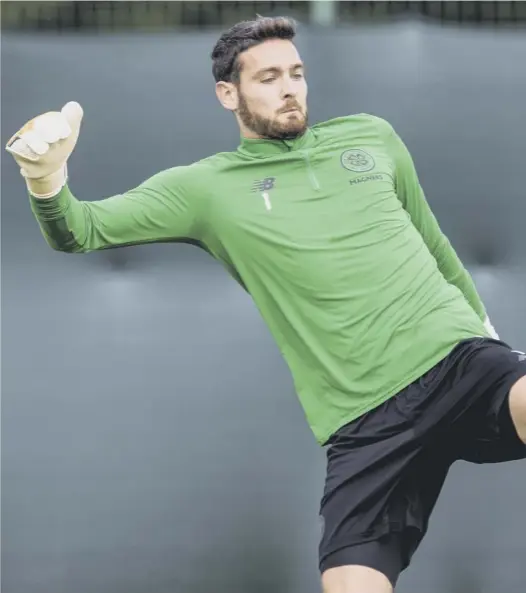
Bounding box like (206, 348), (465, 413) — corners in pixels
(509, 374), (526, 442)
(320, 456), (451, 588)
(318, 386), (455, 588)
(321, 545), (396, 593)
(455, 342), (526, 464)
(317, 337), (518, 586)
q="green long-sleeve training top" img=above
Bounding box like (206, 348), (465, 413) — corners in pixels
(29, 113), (490, 445)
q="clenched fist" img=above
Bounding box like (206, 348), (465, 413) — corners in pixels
(5, 101), (83, 198)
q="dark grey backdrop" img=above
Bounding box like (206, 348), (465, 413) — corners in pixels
(2, 21), (525, 593)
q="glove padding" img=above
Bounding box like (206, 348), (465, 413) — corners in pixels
(5, 101), (83, 198)
(483, 316), (499, 340)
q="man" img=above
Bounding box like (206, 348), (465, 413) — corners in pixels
(5, 15), (526, 593)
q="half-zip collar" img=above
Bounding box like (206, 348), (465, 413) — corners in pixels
(237, 127), (316, 159)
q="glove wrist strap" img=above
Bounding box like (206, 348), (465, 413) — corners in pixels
(25, 165), (67, 199)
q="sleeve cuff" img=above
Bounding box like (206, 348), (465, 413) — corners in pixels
(29, 184), (73, 220)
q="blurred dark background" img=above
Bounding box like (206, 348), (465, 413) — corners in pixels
(1, 2), (525, 592)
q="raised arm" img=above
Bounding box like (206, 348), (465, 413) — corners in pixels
(27, 168), (201, 253)
(5, 101), (202, 253)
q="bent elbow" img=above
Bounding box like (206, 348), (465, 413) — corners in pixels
(43, 233), (87, 254)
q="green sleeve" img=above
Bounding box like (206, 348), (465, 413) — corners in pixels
(28, 166), (202, 253)
(379, 119), (487, 321)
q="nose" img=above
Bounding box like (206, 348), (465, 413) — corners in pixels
(280, 76), (297, 99)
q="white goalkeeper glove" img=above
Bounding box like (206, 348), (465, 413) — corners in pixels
(483, 316), (499, 340)
(5, 101), (83, 198)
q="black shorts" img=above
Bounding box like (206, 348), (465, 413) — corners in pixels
(318, 337), (526, 587)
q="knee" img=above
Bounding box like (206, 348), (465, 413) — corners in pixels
(509, 375), (526, 443)
(321, 565), (393, 593)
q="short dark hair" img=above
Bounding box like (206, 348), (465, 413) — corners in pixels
(211, 16), (297, 84)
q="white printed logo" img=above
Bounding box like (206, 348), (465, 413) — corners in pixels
(252, 177), (275, 211)
(261, 192), (272, 211)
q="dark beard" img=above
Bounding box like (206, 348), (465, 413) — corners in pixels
(237, 92), (308, 140)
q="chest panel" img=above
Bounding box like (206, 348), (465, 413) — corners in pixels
(205, 137), (406, 252)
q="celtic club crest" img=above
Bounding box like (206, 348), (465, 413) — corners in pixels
(341, 149), (375, 173)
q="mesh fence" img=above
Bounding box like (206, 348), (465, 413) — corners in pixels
(340, 0), (526, 23)
(2, 1), (526, 30)
(1, 1), (307, 30)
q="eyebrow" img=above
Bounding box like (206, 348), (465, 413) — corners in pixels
(253, 63), (304, 78)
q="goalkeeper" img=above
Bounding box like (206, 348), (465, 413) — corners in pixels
(6, 16), (526, 593)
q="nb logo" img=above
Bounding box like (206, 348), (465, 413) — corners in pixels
(252, 177), (276, 193)
(512, 350), (526, 362)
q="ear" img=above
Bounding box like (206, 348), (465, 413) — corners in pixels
(215, 81), (239, 112)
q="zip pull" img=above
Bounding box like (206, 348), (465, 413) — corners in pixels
(303, 150), (321, 190)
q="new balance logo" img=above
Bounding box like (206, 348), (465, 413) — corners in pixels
(251, 177), (275, 211)
(252, 177), (276, 193)
(512, 350), (526, 362)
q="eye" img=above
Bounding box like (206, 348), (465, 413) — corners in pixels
(261, 77), (276, 84)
